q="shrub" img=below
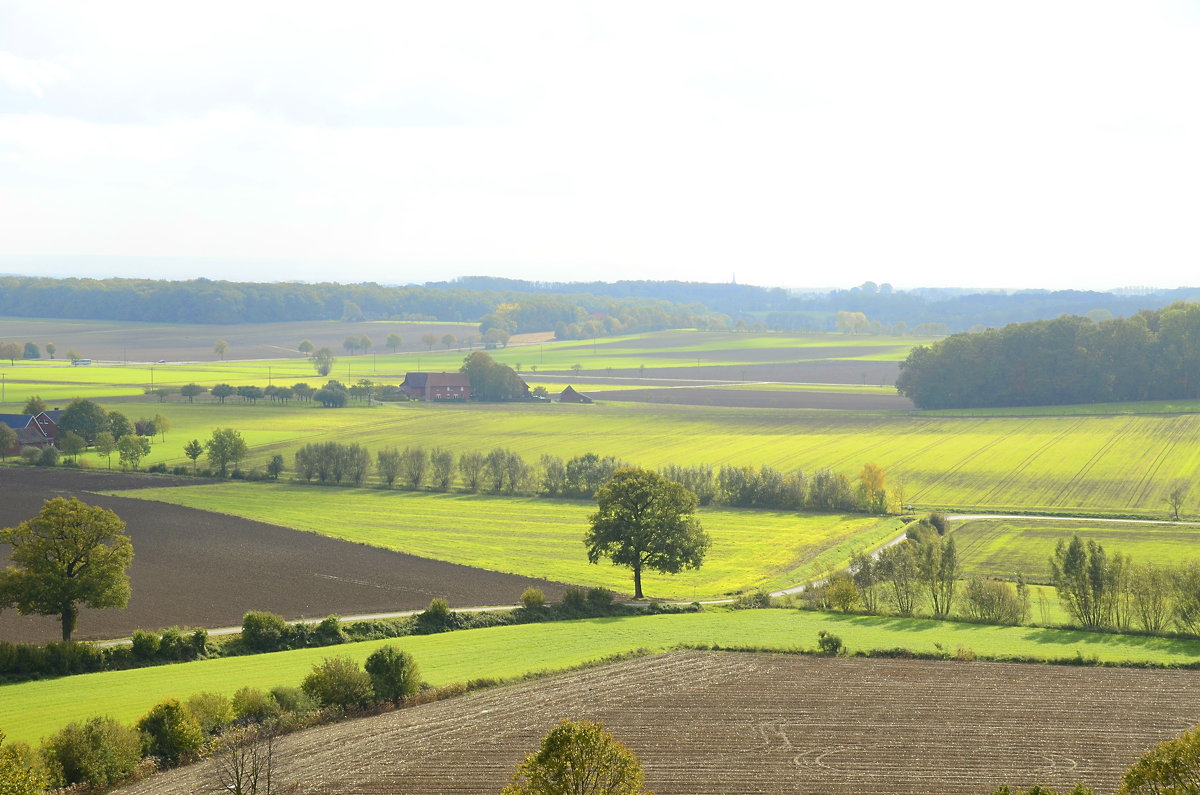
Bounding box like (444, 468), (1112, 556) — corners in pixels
(130, 629), (160, 661)
(364, 645), (422, 706)
(137, 698), (205, 765)
(816, 630), (845, 656)
(269, 685), (318, 714)
(241, 611), (290, 652)
(1119, 725), (1200, 794)
(928, 512), (948, 535)
(502, 719), (648, 794)
(41, 716), (143, 788)
(313, 615), (346, 646)
(157, 627), (194, 661)
(185, 692), (235, 735)
(586, 587), (615, 608)
(560, 588), (586, 612)
(37, 446), (59, 467)
(232, 687), (279, 724)
(733, 590), (772, 610)
(19, 448), (39, 466)
(418, 597), (454, 632)
(0, 729), (49, 795)
(521, 588), (546, 610)
(962, 578), (1029, 625)
(301, 656), (373, 709)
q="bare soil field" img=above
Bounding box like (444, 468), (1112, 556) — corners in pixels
(594, 386), (913, 411)
(645, 344), (902, 362)
(119, 650), (1200, 794)
(540, 358), (902, 385)
(0, 317), (478, 362)
(0, 468), (568, 642)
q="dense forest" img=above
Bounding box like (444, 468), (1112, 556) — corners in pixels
(0, 276), (723, 337)
(896, 302), (1200, 409)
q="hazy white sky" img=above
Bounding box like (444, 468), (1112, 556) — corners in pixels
(1, 1), (1198, 290)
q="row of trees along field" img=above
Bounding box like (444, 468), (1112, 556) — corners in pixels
(283, 443), (896, 514)
(897, 302), (1200, 409)
(0, 276), (726, 339)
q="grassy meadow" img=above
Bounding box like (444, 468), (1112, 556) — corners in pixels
(116, 484), (904, 599)
(952, 517), (1200, 583)
(6, 607), (1200, 744)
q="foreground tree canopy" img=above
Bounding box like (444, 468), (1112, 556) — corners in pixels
(502, 719), (649, 795)
(897, 302), (1200, 409)
(0, 497), (133, 641)
(585, 467), (710, 599)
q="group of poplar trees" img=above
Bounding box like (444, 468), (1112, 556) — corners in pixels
(287, 444), (893, 515)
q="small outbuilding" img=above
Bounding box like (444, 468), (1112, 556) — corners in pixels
(559, 385), (594, 404)
(400, 372), (473, 401)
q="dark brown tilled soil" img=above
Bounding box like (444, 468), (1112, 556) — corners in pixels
(0, 468), (568, 643)
(595, 387), (913, 411)
(118, 650), (1200, 795)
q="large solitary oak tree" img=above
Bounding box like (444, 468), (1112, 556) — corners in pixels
(0, 497), (133, 641)
(585, 467), (709, 600)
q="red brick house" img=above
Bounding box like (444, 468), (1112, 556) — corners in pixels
(400, 372), (473, 401)
(0, 411), (61, 457)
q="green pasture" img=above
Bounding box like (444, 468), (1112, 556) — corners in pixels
(4, 607), (1199, 744)
(951, 517), (1200, 583)
(927, 398), (1200, 417)
(114, 483), (904, 598)
(32, 394), (1200, 518)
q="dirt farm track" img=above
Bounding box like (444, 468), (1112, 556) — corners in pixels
(120, 650), (1200, 794)
(0, 468), (568, 642)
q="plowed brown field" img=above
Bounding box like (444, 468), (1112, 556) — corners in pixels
(0, 468), (568, 642)
(119, 651), (1200, 794)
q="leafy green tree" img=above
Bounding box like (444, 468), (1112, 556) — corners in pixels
(183, 439), (204, 472)
(376, 447), (402, 486)
(359, 335), (371, 353)
(461, 351), (527, 401)
(1118, 725), (1200, 794)
(66, 348), (82, 364)
(312, 347), (335, 377)
(343, 336), (360, 355)
(912, 526), (958, 618)
(44, 342), (55, 359)
(458, 450), (485, 491)
(153, 412), (170, 442)
(298, 339), (315, 357)
(0, 425), (16, 460)
(180, 382), (206, 402)
(858, 461), (888, 514)
(266, 454), (285, 480)
(94, 431), (116, 469)
(59, 397), (109, 443)
(137, 698), (204, 765)
(21, 342), (39, 359)
(107, 410), (134, 440)
(117, 434), (151, 470)
(0, 497), (133, 641)
(0, 728), (49, 795)
(877, 541), (920, 616)
(502, 719), (648, 795)
(441, 333), (456, 349)
(585, 467), (709, 599)
(400, 446), (428, 489)
(214, 339), (229, 360)
(21, 396), (46, 414)
(386, 333), (402, 352)
(430, 447), (455, 491)
(301, 656), (373, 709)
(0, 342), (19, 365)
(211, 383), (236, 404)
(421, 332), (437, 350)
(58, 430), (86, 463)
(364, 646), (421, 706)
(206, 428), (248, 477)
(40, 716), (142, 788)
(1050, 536), (1127, 630)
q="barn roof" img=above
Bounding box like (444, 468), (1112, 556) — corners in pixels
(0, 414), (34, 431)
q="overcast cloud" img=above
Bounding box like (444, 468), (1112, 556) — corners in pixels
(1, 1), (1198, 290)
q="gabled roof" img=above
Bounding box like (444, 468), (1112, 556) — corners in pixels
(424, 373), (471, 388)
(559, 385), (594, 403)
(0, 414), (35, 431)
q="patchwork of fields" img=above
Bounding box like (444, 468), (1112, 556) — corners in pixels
(119, 483), (904, 599)
(117, 650), (1200, 795)
(7, 608), (1200, 746)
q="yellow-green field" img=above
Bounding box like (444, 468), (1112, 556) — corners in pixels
(5, 607), (1200, 744)
(115, 483), (904, 599)
(952, 517), (1200, 583)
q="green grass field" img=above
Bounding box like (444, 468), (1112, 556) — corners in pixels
(951, 517), (1200, 583)
(19, 390), (1200, 519)
(4, 607), (1199, 744)
(116, 484), (904, 598)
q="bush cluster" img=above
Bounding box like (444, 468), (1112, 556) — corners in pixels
(0, 626), (208, 684)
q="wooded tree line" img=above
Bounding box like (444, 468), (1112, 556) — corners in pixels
(897, 302), (1200, 408)
(0, 276), (725, 338)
